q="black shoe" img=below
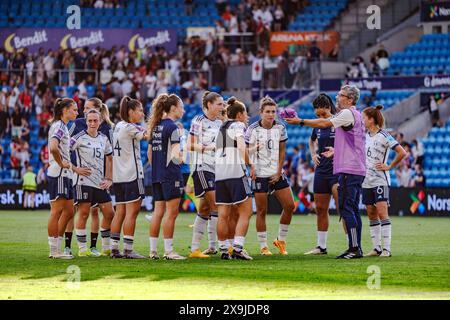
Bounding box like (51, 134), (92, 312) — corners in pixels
(336, 248), (363, 259)
(220, 252), (232, 260)
(123, 249), (146, 259)
(231, 249), (253, 261)
(110, 249), (124, 259)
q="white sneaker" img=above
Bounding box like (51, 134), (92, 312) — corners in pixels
(63, 247), (72, 256)
(365, 248), (382, 257)
(49, 253), (74, 260)
(163, 252), (187, 260)
(89, 247), (102, 257)
(149, 251), (160, 260)
(304, 246), (327, 255)
(380, 249), (392, 257)
(145, 214), (153, 223)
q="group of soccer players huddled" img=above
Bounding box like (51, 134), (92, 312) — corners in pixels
(46, 84), (406, 260)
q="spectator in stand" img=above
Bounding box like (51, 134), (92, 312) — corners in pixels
(185, 0), (193, 16)
(0, 103), (10, 139)
(10, 105), (23, 138)
(376, 44), (390, 76)
(411, 164), (426, 187)
(19, 88), (32, 116)
(429, 95), (441, 127)
(329, 43), (339, 61)
(21, 120), (30, 143)
(7, 89), (19, 115)
(40, 144), (49, 165)
(395, 163), (412, 187)
(273, 5), (284, 31)
(38, 106), (52, 139)
(37, 163), (49, 185)
(411, 139), (424, 166)
(307, 41), (322, 86)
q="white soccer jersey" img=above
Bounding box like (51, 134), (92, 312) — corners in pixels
(215, 121), (247, 181)
(112, 121), (145, 183)
(47, 120), (72, 179)
(189, 114), (222, 173)
(245, 120), (288, 177)
(70, 131), (112, 188)
(362, 129), (399, 188)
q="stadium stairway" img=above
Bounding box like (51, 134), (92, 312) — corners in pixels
(334, 0), (420, 62)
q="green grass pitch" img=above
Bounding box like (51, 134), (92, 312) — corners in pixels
(0, 210), (449, 300)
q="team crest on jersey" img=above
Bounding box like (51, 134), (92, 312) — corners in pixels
(175, 181), (180, 188)
(208, 181), (214, 188)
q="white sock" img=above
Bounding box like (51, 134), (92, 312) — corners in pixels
(123, 235), (134, 251)
(149, 237), (158, 253)
(257, 231), (268, 249)
(164, 238), (173, 253)
(317, 231), (328, 249)
(381, 219), (392, 251)
(111, 233), (120, 250)
(48, 236), (58, 256)
(208, 212), (218, 249)
(227, 239), (234, 248)
(191, 215), (208, 252)
(278, 224), (289, 241)
(369, 220), (382, 251)
(219, 240), (228, 253)
(76, 229), (87, 252)
(233, 236), (245, 252)
(100, 228), (111, 251)
(57, 236), (63, 254)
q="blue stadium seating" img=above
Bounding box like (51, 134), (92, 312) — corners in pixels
(388, 33), (450, 76)
(288, 0), (347, 31)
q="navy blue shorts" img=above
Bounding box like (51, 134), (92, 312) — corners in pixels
(252, 174), (290, 194)
(313, 174), (338, 194)
(362, 186), (390, 206)
(215, 176), (252, 205)
(113, 178), (145, 204)
(48, 176), (74, 202)
(74, 185), (112, 207)
(337, 173), (364, 215)
(192, 171), (215, 198)
(153, 180), (184, 202)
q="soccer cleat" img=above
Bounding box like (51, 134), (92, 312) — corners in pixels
(101, 249), (111, 256)
(365, 248), (382, 257)
(231, 249), (253, 261)
(64, 247), (72, 256)
(49, 253), (74, 260)
(78, 248), (98, 257)
(273, 239), (288, 255)
(336, 248), (363, 259)
(202, 247), (218, 255)
(123, 250), (146, 259)
(189, 249), (210, 258)
(144, 214), (153, 223)
(220, 252), (232, 260)
(110, 249), (124, 259)
(380, 249), (392, 257)
(149, 251), (160, 260)
(89, 247), (102, 257)
(163, 252), (187, 260)
(260, 247), (273, 256)
(304, 246), (328, 255)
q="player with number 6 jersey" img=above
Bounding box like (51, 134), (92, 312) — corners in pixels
(361, 105), (406, 258)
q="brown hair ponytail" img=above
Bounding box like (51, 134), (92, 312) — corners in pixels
(119, 96), (142, 122)
(147, 93), (181, 139)
(226, 96), (246, 119)
(50, 98), (76, 124)
(363, 104), (385, 128)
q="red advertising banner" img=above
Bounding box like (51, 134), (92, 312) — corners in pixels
(269, 31), (340, 56)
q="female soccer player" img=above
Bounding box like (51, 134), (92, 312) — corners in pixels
(187, 91), (224, 258)
(111, 96), (149, 259)
(147, 94), (186, 260)
(246, 96), (295, 256)
(304, 93), (339, 255)
(70, 109), (115, 257)
(65, 98), (114, 256)
(215, 97), (253, 260)
(47, 98), (78, 259)
(362, 105), (406, 257)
